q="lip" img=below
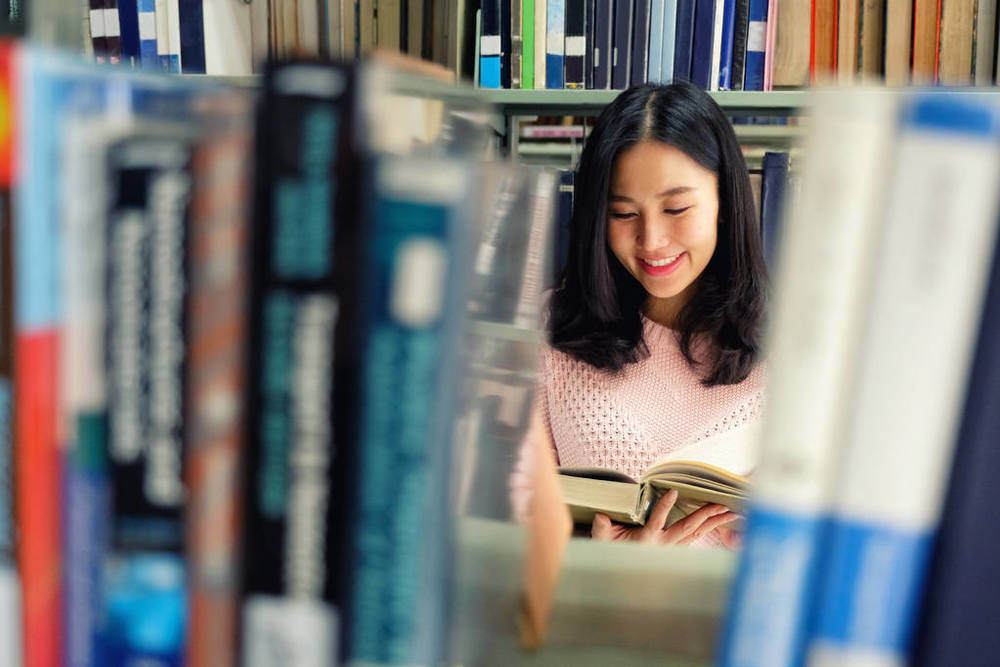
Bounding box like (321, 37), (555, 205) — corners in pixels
(639, 253), (685, 277)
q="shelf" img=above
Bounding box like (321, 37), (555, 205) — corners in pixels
(468, 320), (546, 344)
(479, 88), (809, 116)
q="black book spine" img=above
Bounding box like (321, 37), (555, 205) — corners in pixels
(584, 0), (595, 88)
(89, 0), (108, 62)
(501, 0), (513, 87)
(240, 62), (354, 662)
(554, 170), (575, 285)
(611, 0), (634, 88)
(690, 0), (717, 89)
(565, 0), (586, 87)
(594, 0), (613, 87)
(630, 0), (651, 84)
(731, 0), (750, 89)
(673, 0), (697, 81)
(760, 151), (789, 267)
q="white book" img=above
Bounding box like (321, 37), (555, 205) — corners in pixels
(660, 0), (677, 82)
(804, 96), (1000, 667)
(709, 0), (725, 90)
(202, 0), (253, 75)
(720, 89), (899, 667)
(0, 566), (19, 667)
(535, 0), (547, 87)
(154, 0), (169, 67)
(975, 0), (997, 85)
(166, 0), (181, 71)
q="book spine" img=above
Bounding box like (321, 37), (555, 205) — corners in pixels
(480, 0), (502, 87)
(630, 0), (651, 85)
(804, 96), (1000, 667)
(730, 0), (748, 88)
(155, 0), (170, 68)
(178, 0), (205, 72)
(673, 0), (697, 80)
(742, 0), (766, 89)
(611, 0), (633, 88)
(240, 63), (347, 667)
(719, 89), (898, 667)
(911, 155), (1000, 667)
(118, 0), (140, 64)
(103, 135), (193, 665)
(691, 0), (717, 88)
(184, 105), (253, 667)
(708, 0), (725, 89)
(105, 0), (123, 64)
(553, 169), (574, 286)
(515, 171), (556, 328)
(523, 0), (536, 88)
(137, 0), (158, 67)
(718, 0), (736, 88)
(341, 155), (472, 667)
(763, 0), (777, 88)
(513, 0), (523, 87)
(535, 0), (548, 87)
(501, 0), (513, 87)
(648, 0), (664, 81)
(546, 0), (565, 87)
(660, 0), (677, 80)
(165, 0), (180, 71)
(201, 0), (252, 75)
(584, 0), (594, 87)
(89, 0), (109, 62)
(565, 0), (586, 87)
(593, 0), (612, 87)
(759, 151), (788, 267)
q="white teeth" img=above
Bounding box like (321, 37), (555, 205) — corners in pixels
(644, 254), (681, 267)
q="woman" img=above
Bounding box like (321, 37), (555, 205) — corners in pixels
(512, 81), (768, 547)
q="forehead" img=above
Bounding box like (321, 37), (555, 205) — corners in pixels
(610, 140), (716, 193)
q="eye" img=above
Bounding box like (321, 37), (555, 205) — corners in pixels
(664, 207), (691, 215)
(610, 211), (637, 220)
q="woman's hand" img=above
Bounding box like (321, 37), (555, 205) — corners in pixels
(591, 488), (739, 545)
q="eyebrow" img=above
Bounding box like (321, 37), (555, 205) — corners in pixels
(608, 186), (697, 202)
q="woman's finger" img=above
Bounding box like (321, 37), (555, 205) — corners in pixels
(661, 503), (730, 543)
(677, 512), (739, 545)
(591, 512), (613, 541)
(645, 489), (680, 532)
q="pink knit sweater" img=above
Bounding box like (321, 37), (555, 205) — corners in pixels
(510, 315), (766, 538)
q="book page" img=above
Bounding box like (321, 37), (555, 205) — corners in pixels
(643, 416), (762, 480)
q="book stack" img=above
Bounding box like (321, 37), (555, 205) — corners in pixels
(721, 88), (1000, 666)
(0, 43), (556, 667)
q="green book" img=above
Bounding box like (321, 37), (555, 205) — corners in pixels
(523, 0), (535, 88)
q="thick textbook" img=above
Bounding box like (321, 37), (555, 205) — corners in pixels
(559, 421), (759, 526)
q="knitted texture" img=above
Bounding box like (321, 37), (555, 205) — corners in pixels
(542, 316), (765, 481)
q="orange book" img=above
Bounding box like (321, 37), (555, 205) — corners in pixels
(811, 0), (839, 81)
(912, 0), (941, 83)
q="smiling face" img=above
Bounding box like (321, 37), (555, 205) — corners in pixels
(606, 139), (719, 326)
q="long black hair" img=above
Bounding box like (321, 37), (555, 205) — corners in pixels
(549, 80), (768, 386)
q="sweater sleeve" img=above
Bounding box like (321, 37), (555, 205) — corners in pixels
(508, 345), (558, 523)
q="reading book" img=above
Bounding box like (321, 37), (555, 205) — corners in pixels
(558, 418), (761, 526)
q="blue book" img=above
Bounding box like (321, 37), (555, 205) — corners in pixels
(718, 0), (736, 89)
(117, 0), (140, 65)
(672, 0), (696, 81)
(480, 0), (502, 87)
(648, 0), (664, 82)
(136, 0), (158, 67)
(743, 0), (767, 90)
(546, 0), (565, 87)
(690, 0), (716, 88)
(593, 0), (613, 88)
(584, 0), (595, 88)
(611, 0), (633, 88)
(630, 0), (651, 85)
(177, 0), (205, 73)
(912, 186), (1000, 667)
(342, 156), (472, 666)
(760, 151), (788, 267)
(660, 0), (677, 81)
(730, 0), (750, 89)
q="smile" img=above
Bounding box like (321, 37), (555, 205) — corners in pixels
(639, 253), (685, 276)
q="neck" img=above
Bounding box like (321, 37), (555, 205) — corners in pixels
(644, 285), (695, 328)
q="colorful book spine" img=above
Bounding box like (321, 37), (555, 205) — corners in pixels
(523, 0), (535, 88)
(103, 134), (194, 666)
(340, 155), (473, 667)
(240, 63), (347, 667)
(564, 0), (586, 87)
(480, 0), (502, 87)
(184, 97), (253, 667)
(719, 90), (898, 667)
(805, 95), (1000, 667)
(155, 0), (170, 68)
(763, 0), (776, 89)
(545, 0), (565, 87)
(137, 0), (158, 67)
(742, 0), (767, 89)
(718, 0), (736, 88)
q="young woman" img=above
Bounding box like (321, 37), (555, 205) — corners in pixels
(511, 81), (769, 547)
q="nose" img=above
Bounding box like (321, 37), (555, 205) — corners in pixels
(636, 213), (671, 251)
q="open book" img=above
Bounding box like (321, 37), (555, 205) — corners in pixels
(558, 419), (761, 526)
